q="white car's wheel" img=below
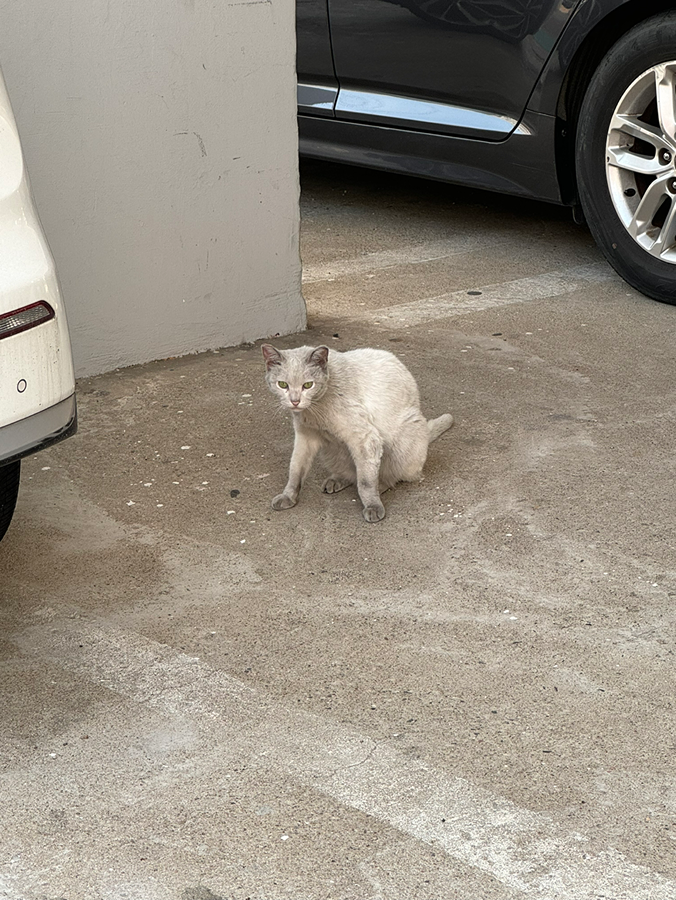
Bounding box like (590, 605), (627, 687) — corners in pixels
(0, 461), (20, 542)
(577, 13), (676, 303)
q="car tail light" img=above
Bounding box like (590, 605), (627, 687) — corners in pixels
(0, 301), (55, 340)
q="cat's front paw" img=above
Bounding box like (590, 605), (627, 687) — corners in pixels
(362, 502), (386, 523)
(272, 493), (297, 510)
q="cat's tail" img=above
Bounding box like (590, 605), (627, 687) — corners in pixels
(427, 413), (454, 443)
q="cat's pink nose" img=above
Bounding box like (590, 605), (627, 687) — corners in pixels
(291, 399), (300, 407)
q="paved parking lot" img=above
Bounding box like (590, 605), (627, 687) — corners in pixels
(1, 159), (675, 899)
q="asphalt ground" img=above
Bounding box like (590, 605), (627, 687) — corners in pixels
(0, 158), (675, 899)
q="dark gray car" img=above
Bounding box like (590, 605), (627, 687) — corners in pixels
(297, 0), (676, 304)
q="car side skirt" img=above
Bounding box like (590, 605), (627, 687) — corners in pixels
(0, 394), (77, 467)
(299, 109), (564, 204)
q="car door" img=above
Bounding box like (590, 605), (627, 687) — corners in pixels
(326, 0), (581, 140)
(297, 0), (339, 116)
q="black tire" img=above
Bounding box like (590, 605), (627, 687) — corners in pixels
(576, 13), (676, 304)
(0, 460), (21, 542)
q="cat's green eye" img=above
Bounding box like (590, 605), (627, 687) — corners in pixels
(277, 381), (288, 389)
(302, 381), (314, 389)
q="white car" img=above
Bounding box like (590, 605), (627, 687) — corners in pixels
(0, 68), (76, 541)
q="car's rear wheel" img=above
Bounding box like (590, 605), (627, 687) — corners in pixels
(576, 13), (676, 304)
(0, 460), (21, 542)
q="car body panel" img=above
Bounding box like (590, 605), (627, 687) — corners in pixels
(0, 67), (76, 460)
(0, 394), (76, 466)
(299, 108), (562, 201)
(0, 67), (77, 465)
(527, 0), (638, 115)
(326, 0), (583, 137)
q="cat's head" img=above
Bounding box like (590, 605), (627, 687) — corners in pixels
(261, 344), (330, 411)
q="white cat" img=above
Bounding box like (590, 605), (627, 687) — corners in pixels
(262, 344), (453, 522)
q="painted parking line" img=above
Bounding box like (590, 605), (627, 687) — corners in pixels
(14, 620), (676, 900)
(301, 234), (510, 284)
(360, 263), (619, 327)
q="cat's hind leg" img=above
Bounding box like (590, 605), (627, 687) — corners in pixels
(320, 440), (356, 494)
(346, 432), (385, 522)
(323, 477), (353, 494)
(380, 416), (429, 490)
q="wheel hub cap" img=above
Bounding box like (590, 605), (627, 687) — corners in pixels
(606, 62), (676, 263)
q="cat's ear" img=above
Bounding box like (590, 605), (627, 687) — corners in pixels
(308, 346), (329, 370)
(262, 344), (283, 369)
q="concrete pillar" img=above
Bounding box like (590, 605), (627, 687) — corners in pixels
(0, 0), (305, 376)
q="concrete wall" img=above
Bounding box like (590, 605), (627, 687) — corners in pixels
(0, 0), (305, 376)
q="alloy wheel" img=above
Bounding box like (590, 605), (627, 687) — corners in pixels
(606, 62), (676, 263)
